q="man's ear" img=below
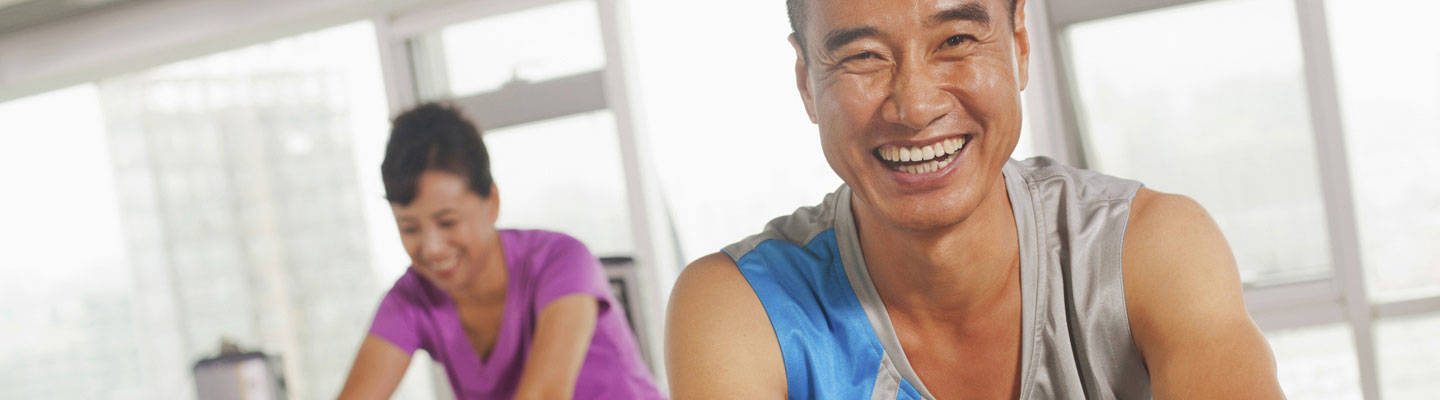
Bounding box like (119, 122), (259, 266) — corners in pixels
(791, 33), (819, 124)
(1012, 0), (1031, 91)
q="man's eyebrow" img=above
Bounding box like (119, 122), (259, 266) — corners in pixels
(822, 26), (880, 54)
(929, 2), (991, 27)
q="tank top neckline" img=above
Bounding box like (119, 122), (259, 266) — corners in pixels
(832, 160), (1040, 400)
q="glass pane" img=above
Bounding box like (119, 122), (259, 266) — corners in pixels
(627, 0), (801, 315)
(1377, 312), (1440, 398)
(0, 85), (140, 399)
(1066, 0), (1330, 285)
(1266, 324), (1363, 399)
(413, 0), (606, 100)
(0, 23), (434, 400)
(484, 111), (634, 256)
(1326, 0), (1440, 301)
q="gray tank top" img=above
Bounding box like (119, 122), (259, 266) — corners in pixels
(723, 156), (1150, 399)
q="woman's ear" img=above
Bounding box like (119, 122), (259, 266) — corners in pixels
(484, 183), (500, 225)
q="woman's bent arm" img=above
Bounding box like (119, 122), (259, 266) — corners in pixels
(337, 334), (413, 400)
(513, 294), (599, 400)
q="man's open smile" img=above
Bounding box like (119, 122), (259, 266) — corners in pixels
(873, 134), (972, 174)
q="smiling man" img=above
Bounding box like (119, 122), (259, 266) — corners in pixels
(664, 0), (1286, 399)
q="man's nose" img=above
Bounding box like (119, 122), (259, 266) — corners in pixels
(882, 64), (952, 131)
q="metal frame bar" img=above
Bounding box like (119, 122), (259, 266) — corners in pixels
(1292, 0), (1380, 398)
(385, 0), (570, 38)
(406, 30), (452, 103)
(447, 71), (609, 130)
(1023, 0), (1087, 166)
(1245, 279), (1348, 331)
(1047, 0), (1210, 26)
(373, 15), (419, 115)
(594, 0), (675, 387)
(0, 0), (452, 103)
(1374, 296), (1440, 320)
(1244, 279), (1341, 312)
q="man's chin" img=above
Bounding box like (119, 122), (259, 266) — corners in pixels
(864, 196), (982, 233)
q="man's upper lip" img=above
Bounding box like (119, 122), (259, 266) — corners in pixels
(875, 134), (969, 149)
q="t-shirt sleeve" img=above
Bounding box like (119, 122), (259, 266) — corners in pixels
(367, 276), (424, 354)
(532, 234), (614, 314)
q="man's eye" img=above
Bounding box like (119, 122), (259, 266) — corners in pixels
(438, 220), (458, 229)
(943, 34), (977, 48)
(400, 227), (419, 235)
(843, 52), (879, 63)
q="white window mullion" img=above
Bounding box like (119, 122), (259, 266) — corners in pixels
(1246, 279), (1348, 331)
(1292, 0), (1380, 398)
(372, 16), (420, 115)
(595, 0), (674, 387)
(1373, 296), (1440, 320)
(1027, 0), (1089, 167)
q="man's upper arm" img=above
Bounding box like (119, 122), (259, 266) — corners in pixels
(1122, 188), (1285, 398)
(666, 253), (787, 399)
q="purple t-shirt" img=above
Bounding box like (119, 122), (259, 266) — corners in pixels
(368, 229), (664, 399)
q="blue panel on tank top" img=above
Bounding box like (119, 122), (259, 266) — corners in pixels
(729, 229), (897, 399)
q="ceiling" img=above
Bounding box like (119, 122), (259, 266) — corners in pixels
(0, 0), (146, 35)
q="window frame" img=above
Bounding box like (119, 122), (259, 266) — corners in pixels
(1030, 0), (1440, 398)
(3, 0), (1434, 397)
(372, 0), (674, 388)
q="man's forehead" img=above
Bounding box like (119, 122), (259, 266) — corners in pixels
(805, 0), (1004, 30)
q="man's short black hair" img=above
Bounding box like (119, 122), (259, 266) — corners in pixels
(381, 103), (494, 205)
(787, 0), (1019, 53)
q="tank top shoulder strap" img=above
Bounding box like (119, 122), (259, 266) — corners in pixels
(723, 186), (926, 399)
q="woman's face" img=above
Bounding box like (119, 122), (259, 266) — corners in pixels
(390, 170), (501, 295)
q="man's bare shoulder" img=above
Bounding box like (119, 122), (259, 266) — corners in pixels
(1122, 187), (1245, 328)
(1120, 188), (1284, 397)
(666, 253), (786, 399)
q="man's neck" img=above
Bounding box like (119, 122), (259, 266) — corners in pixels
(854, 175), (1020, 327)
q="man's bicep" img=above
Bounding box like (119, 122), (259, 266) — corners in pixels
(666, 253), (787, 399)
(1122, 191), (1284, 398)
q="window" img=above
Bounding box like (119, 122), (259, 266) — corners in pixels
(627, 0), (1036, 259)
(410, 0), (606, 101)
(1066, 0), (1330, 286)
(0, 22), (437, 400)
(1376, 313), (1440, 397)
(1325, 0), (1440, 302)
(1267, 324), (1363, 399)
(485, 111), (635, 256)
(0, 85), (136, 399)
(1053, 0), (1440, 397)
(625, 0), (840, 258)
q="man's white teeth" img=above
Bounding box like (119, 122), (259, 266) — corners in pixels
(879, 137), (967, 164)
(897, 156), (954, 174)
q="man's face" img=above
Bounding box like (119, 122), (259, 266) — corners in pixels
(795, 0), (1029, 231)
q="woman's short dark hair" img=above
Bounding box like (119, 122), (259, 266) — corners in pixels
(381, 103), (494, 205)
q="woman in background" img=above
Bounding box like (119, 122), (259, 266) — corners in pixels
(339, 103), (664, 400)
